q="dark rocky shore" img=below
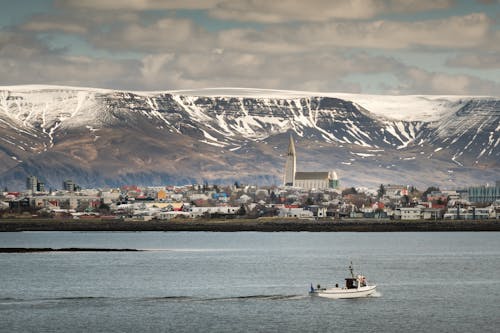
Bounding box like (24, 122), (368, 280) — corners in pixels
(0, 248), (141, 253)
(0, 218), (499, 232)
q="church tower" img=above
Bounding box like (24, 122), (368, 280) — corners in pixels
(283, 134), (296, 186)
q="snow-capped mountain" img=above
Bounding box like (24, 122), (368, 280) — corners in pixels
(0, 85), (498, 189)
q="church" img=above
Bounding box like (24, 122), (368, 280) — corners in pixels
(283, 134), (339, 190)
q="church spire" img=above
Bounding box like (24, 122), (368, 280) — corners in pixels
(283, 133), (296, 186)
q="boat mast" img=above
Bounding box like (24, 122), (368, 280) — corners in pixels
(349, 261), (355, 279)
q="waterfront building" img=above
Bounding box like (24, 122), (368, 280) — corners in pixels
(467, 185), (500, 204)
(399, 207), (422, 220)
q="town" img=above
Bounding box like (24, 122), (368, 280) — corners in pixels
(1, 135), (499, 222)
(1, 174), (499, 222)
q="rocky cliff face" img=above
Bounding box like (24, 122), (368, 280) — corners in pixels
(0, 86), (498, 189)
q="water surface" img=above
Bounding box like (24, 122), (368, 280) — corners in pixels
(1, 232), (499, 332)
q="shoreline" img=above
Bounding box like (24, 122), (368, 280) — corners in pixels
(0, 248), (141, 253)
(1, 218), (499, 232)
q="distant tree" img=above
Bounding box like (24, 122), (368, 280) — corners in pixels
(269, 191), (277, 204)
(98, 202), (110, 214)
(342, 187), (358, 196)
(377, 184), (386, 199)
(237, 204), (246, 216)
(422, 186), (440, 201)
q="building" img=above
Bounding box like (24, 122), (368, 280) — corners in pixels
(399, 207), (422, 220)
(467, 185), (500, 204)
(26, 175), (44, 193)
(63, 179), (76, 192)
(278, 206), (314, 218)
(295, 171), (338, 191)
(283, 134), (296, 186)
(26, 176), (38, 192)
(282, 133), (339, 190)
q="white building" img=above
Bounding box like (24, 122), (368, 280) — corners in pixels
(399, 207), (422, 220)
(282, 133), (339, 190)
(190, 206), (240, 218)
(294, 171), (338, 190)
(278, 207), (314, 218)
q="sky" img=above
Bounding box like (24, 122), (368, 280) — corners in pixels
(0, 0), (499, 95)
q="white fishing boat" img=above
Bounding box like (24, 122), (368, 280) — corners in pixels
(309, 263), (377, 299)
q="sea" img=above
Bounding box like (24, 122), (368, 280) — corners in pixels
(1, 231), (499, 333)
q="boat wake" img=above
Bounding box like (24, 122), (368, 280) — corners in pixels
(0, 294), (308, 305)
(369, 291), (382, 298)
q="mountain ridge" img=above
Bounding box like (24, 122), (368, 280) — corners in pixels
(0, 85), (498, 190)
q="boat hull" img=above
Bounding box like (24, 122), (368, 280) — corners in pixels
(310, 285), (377, 299)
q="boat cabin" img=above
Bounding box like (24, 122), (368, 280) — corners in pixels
(345, 275), (367, 289)
(345, 278), (358, 289)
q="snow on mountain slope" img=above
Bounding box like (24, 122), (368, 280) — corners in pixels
(164, 87), (491, 121)
(0, 85), (498, 188)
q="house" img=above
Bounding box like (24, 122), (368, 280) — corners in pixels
(278, 206), (314, 218)
(422, 208), (443, 220)
(190, 206), (240, 218)
(399, 207), (422, 220)
(306, 205), (327, 218)
(384, 185), (406, 199)
(155, 211), (191, 220)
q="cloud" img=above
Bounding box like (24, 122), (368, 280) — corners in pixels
(56, 0), (220, 11)
(21, 20), (88, 34)
(0, 30), (140, 89)
(446, 53), (500, 68)
(2, 2), (499, 96)
(89, 18), (215, 52)
(134, 50), (403, 92)
(56, 0), (454, 21)
(75, 12), (498, 56)
(393, 67), (500, 95)
(217, 13), (496, 52)
(210, 0), (454, 23)
(0, 53), (140, 89)
(475, 0), (499, 4)
(2, 29), (499, 96)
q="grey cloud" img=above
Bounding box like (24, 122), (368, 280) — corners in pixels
(446, 53), (500, 68)
(392, 67), (500, 95)
(475, 0), (499, 4)
(83, 13), (497, 55)
(89, 18), (215, 52)
(21, 20), (88, 34)
(136, 50), (402, 92)
(210, 0), (454, 23)
(55, 0), (220, 11)
(0, 30), (140, 89)
(258, 13), (498, 49)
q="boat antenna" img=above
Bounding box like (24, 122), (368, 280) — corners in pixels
(349, 261), (355, 278)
